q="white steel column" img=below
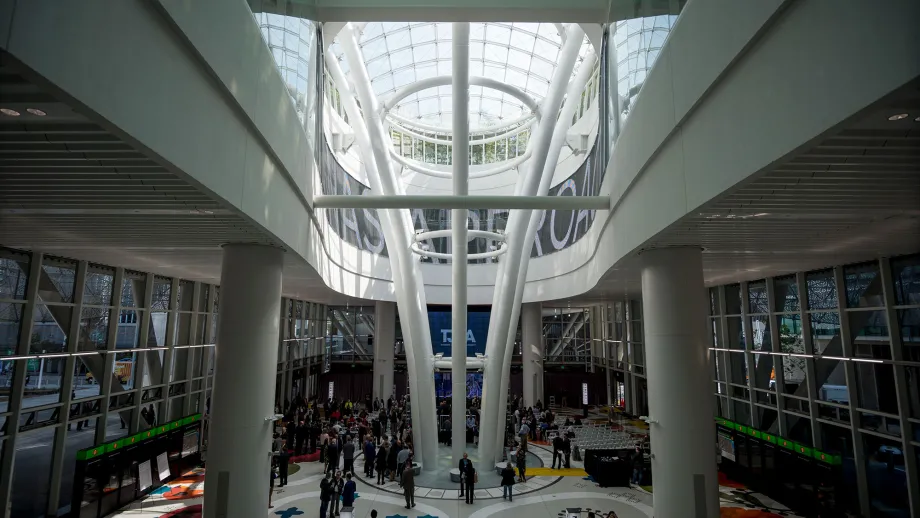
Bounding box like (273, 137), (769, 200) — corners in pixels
(479, 24), (586, 465)
(640, 247), (718, 518)
(331, 28), (439, 470)
(451, 21), (470, 465)
(521, 302), (543, 407)
(203, 244), (283, 518)
(373, 301), (396, 401)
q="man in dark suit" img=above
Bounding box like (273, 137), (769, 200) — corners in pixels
(326, 436), (340, 475)
(295, 421), (307, 455)
(276, 444), (291, 486)
(372, 417), (382, 441)
(552, 434), (565, 469)
(458, 452), (475, 503)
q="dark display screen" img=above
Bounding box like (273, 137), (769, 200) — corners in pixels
(427, 310), (490, 357)
(434, 372), (483, 398)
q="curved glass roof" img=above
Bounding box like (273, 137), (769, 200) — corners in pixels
(330, 22), (591, 130)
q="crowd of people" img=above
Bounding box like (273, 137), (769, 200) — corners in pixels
(268, 393), (419, 517)
(264, 391), (639, 516)
(436, 396), (484, 445)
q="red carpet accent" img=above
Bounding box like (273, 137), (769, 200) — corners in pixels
(291, 451), (320, 463)
(718, 471), (747, 490)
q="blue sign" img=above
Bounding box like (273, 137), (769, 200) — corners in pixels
(427, 311), (490, 357)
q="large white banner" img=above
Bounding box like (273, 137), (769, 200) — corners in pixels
(319, 135), (603, 260)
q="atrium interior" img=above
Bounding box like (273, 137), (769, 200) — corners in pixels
(0, 1), (918, 518)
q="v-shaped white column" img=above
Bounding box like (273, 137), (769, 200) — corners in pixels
(330, 26), (439, 470)
(478, 25), (592, 465)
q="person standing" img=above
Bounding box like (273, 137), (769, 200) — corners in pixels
(518, 421), (530, 452)
(375, 443), (388, 485)
(331, 470), (344, 517)
(326, 435), (340, 475)
(631, 444), (645, 485)
(401, 460), (416, 509)
(309, 420), (319, 453)
(342, 473), (357, 509)
(364, 436), (376, 477)
(343, 435), (355, 474)
(458, 452), (472, 499)
(458, 452), (475, 503)
(319, 473), (332, 518)
(500, 462), (516, 501)
(562, 435), (572, 469)
(516, 446), (527, 482)
(464, 466), (476, 504)
(319, 429), (329, 467)
(372, 416), (381, 441)
(552, 434), (565, 469)
(295, 420), (307, 455)
(396, 444), (410, 485)
(387, 440), (399, 481)
(286, 421), (297, 453)
(277, 445), (291, 487)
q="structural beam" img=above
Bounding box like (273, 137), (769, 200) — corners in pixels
(313, 195), (610, 210)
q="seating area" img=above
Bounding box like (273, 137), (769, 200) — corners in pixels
(545, 422), (640, 451)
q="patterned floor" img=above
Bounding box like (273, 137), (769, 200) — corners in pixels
(105, 408), (800, 518)
(106, 446), (803, 518)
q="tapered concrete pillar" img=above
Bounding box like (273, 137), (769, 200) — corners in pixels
(203, 244), (283, 518)
(374, 300), (396, 401)
(640, 247), (718, 518)
(521, 302), (543, 407)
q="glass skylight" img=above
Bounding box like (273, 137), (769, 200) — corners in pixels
(330, 22), (591, 130)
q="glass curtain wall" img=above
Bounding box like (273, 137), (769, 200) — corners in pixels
(0, 248), (217, 517)
(276, 299), (328, 407)
(605, 11), (680, 158)
(325, 306), (374, 361)
(595, 300), (646, 416)
(252, 7), (319, 150)
(0, 246), (322, 517)
(544, 308), (594, 365)
(708, 255), (919, 517)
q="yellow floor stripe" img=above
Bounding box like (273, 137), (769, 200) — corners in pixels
(522, 467), (587, 477)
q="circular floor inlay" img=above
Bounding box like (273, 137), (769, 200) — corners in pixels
(351, 444), (563, 499)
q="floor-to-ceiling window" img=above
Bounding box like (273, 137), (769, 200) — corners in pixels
(708, 254), (918, 517)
